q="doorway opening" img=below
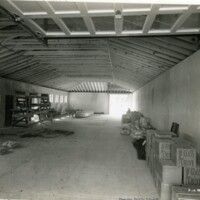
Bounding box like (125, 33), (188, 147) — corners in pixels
(109, 94), (131, 117)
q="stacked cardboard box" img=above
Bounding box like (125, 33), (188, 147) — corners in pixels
(145, 130), (183, 200)
(171, 186), (200, 200)
(171, 138), (196, 167)
(169, 139), (199, 200)
(156, 174), (172, 200)
(183, 166), (200, 186)
(146, 130), (199, 200)
(150, 149), (156, 184)
(152, 131), (174, 145)
(153, 156), (182, 200)
(146, 130), (173, 161)
(146, 129), (158, 148)
(154, 157), (182, 184)
(154, 138), (174, 159)
(146, 130), (157, 168)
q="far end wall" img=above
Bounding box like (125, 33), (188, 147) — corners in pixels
(133, 49), (200, 156)
(68, 93), (109, 114)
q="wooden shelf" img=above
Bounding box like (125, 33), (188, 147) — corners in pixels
(12, 94), (52, 127)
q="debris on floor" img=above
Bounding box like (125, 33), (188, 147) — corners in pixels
(121, 124), (130, 135)
(121, 109), (154, 137)
(19, 132), (43, 138)
(20, 128), (74, 138)
(66, 109), (77, 118)
(0, 127), (24, 136)
(0, 146), (11, 155)
(0, 128), (74, 155)
(132, 138), (146, 160)
(121, 109), (155, 160)
(0, 140), (20, 155)
(75, 110), (94, 118)
(2, 140), (20, 149)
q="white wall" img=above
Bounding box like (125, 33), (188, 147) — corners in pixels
(133, 49), (200, 157)
(68, 93), (109, 114)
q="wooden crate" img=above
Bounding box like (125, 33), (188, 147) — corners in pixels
(171, 186), (200, 200)
(171, 139), (196, 167)
(154, 156), (182, 184)
(154, 138), (174, 159)
(183, 166), (200, 185)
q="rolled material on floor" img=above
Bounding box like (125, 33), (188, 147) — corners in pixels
(75, 110), (94, 118)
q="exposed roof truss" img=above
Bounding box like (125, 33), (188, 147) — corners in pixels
(1, 0), (200, 37)
(0, 2), (200, 92)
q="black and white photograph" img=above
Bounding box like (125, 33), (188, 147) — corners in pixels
(0, 0), (200, 199)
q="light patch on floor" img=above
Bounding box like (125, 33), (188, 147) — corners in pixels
(0, 115), (158, 200)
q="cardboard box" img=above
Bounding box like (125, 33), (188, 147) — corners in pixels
(171, 140), (196, 167)
(155, 170), (160, 193)
(146, 154), (150, 167)
(156, 174), (172, 200)
(154, 138), (174, 159)
(183, 166), (200, 185)
(156, 131), (176, 137)
(171, 186), (200, 200)
(146, 129), (157, 148)
(152, 131), (174, 149)
(146, 146), (151, 167)
(150, 148), (156, 175)
(154, 157), (182, 184)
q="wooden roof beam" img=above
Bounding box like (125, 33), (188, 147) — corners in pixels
(0, 6), (48, 46)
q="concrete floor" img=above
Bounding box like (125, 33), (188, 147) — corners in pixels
(0, 115), (158, 200)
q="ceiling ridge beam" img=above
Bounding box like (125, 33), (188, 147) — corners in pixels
(0, 5), (47, 46)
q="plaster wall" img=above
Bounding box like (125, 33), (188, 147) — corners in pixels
(68, 93), (109, 114)
(133, 49), (200, 156)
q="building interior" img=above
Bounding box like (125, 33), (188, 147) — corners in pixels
(0, 0), (200, 200)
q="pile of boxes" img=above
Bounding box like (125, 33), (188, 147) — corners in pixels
(171, 186), (200, 200)
(146, 129), (199, 200)
(183, 166), (200, 186)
